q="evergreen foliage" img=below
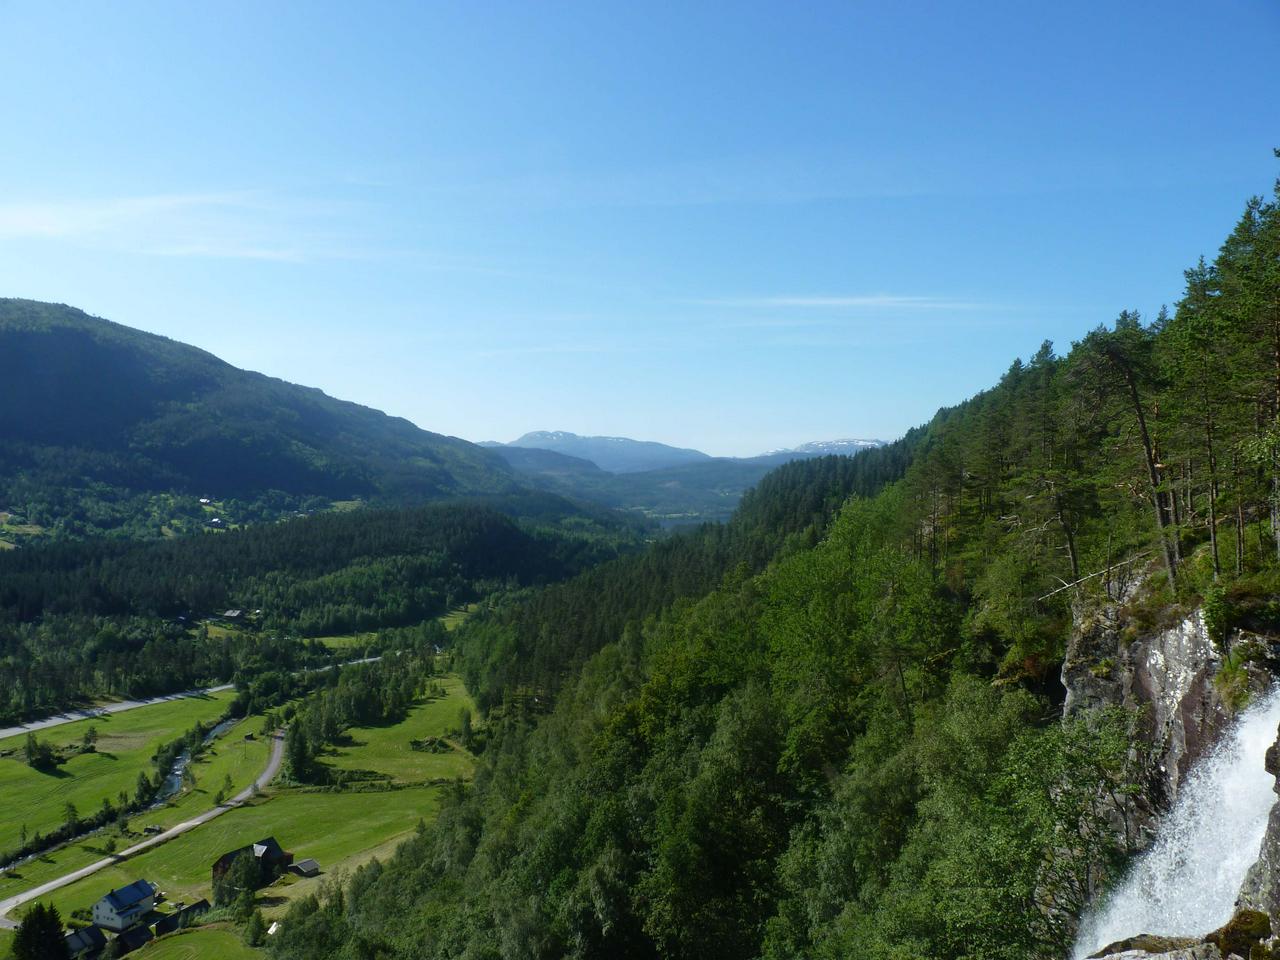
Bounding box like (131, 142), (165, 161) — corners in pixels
(11, 902), (69, 960)
(268, 166), (1280, 960)
(0, 496), (638, 723)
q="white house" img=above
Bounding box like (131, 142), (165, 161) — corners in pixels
(91, 878), (156, 931)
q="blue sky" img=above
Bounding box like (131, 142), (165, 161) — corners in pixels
(1, 1), (1278, 456)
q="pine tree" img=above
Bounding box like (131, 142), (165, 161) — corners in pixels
(12, 902), (70, 960)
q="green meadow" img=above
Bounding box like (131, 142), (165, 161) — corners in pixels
(41, 786), (442, 919)
(146, 925), (265, 959)
(440, 604), (478, 632)
(322, 675), (476, 783)
(27, 676), (474, 924)
(0, 691), (238, 855)
(0, 713), (269, 901)
(314, 632), (377, 653)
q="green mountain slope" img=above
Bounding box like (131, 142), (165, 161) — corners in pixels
(0, 299), (518, 538)
(265, 169), (1280, 960)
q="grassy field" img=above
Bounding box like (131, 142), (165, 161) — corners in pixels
(0, 713), (269, 901)
(202, 621), (244, 640)
(440, 604), (478, 632)
(146, 925), (265, 958)
(0, 691), (238, 855)
(313, 632), (378, 652)
(322, 675), (476, 783)
(318, 604), (477, 651)
(41, 787), (442, 920)
(0, 925), (10, 955)
(8, 677), (475, 936)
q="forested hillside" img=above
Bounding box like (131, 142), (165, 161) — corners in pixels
(0, 299), (518, 540)
(0, 493), (641, 723)
(268, 170), (1280, 960)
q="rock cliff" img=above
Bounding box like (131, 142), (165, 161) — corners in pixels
(1065, 586), (1280, 960)
(1062, 594), (1231, 833)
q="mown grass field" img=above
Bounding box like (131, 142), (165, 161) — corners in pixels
(322, 675), (476, 783)
(202, 621), (243, 640)
(440, 604), (478, 631)
(0, 691), (238, 855)
(42, 786), (442, 920)
(0, 713), (269, 900)
(35, 676), (474, 923)
(314, 632), (377, 653)
(146, 925), (265, 958)
(317, 603), (477, 652)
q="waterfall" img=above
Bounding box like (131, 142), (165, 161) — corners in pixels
(1072, 686), (1280, 959)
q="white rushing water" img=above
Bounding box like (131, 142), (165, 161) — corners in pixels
(1073, 686), (1280, 958)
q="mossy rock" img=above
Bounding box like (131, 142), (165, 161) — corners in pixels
(1205, 909), (1271, 957)
(1088, 933), (1199, 957)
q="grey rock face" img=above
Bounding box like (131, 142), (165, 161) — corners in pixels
(1062, 599), (1228, 809)
(1063, 590), (1280, 955)
(1129, 611), (1230, 804)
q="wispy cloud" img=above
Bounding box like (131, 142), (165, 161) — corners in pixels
(473, 342), (633, 358)
(0, 191), (359, 262)
(686, 294), (986, 310)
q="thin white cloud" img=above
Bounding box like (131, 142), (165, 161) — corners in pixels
(0, 191), (356, 262)
(474, 342), (646, 358)
(687, 294), (985, 309)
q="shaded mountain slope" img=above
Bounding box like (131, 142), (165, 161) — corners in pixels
(0, 299), (518, 536)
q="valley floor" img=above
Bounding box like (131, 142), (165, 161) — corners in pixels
(0, 691), (240, 856)
(0, 674), (476, 955)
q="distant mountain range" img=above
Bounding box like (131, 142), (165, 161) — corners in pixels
(763, 439), (885, 458)
(481, 431), (886, 525)
(483, 431), (884, 474)
(483, 431), (711, 474)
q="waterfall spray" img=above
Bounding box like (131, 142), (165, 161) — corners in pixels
(1072, 686), (1280, 958)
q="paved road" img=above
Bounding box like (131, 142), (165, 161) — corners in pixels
(0, 656), (383, 744)
(0, 731), (285, 928)
(0, 685), (237, 743)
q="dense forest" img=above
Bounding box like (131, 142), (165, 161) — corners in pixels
(0, 494), (641, 723)
(267, 169), (1280, 960)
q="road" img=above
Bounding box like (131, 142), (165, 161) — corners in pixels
(0, 731), (285, 929)
(1, 656), (382, 744)
(0, 685), (237, 743)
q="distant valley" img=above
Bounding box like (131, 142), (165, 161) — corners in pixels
(482, 431), (885, 525)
